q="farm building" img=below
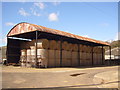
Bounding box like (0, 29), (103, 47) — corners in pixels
(6, 22), (110, 68)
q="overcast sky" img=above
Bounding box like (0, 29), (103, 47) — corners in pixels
(1, 2), (118, 46)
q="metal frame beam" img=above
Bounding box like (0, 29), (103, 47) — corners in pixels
(60, 37), (63, 67)
(35, 31), (38, 67)
(109, 46), (112, 65)
(92, 46), (94, 66)
(78, 44), (80, 66)
(102, 46), (104, 65)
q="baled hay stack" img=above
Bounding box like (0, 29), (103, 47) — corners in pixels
(82, 51), (87, 60)
(62, 50), (67, 59)
(56, 41), (61, 50)
(66, 50), (71, 66)
(26, 49), (31, 62)
(27, 49), (31, 55)
(68, 43), (73, 51)
(83, 45), (87, 52)
(48, 49), (55, 67)
(55, 50), (60, 67)
(62, 41), (68, 50)
(49, 40), (57, 50)
(21, 49), (27, 56)
(30, 46), (35, 55)
(37, 49), (48, 58)
(20, 49), (27, 63)
(80, 44), (84, 52)
(71, 51), (78, 66)
(37, 49), (48, 67)
(35, 39), (49, 49)
(72, 44), (78, 51)
(66, 43), (70, 51)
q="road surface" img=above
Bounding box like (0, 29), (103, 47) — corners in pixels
(2, 65), (119, 89)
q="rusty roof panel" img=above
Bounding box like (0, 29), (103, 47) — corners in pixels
(7, 22), (109, 46)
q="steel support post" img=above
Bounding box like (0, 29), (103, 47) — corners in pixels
(102, 46), (104, 65)
(35, 31), (38, 67)
(109, 46), (112, 65)
(78, 44), (80, 66)
(92, 46), (94, 66)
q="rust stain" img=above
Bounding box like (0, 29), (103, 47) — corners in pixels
(7, 22), (109, 46)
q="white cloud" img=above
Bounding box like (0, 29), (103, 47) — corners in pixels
(52, 2), (61, 6)
(48, 13), (59, 21)
(115, 32), (120, 40)
(18, 8), (30, 16)
(34, 2), (45, 10)
(30, 8), (41, 16)
(5, 22), (16, 26)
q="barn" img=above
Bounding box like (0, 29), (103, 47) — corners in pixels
(6, 22), (110, 68)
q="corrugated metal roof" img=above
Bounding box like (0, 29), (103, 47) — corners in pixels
(7, 22), (109, 46)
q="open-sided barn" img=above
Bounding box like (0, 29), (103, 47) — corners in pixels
(6, 22), (110, 68)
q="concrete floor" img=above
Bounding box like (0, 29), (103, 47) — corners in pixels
(1, 65), (119, 89)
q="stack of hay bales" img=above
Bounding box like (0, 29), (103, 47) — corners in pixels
(37, 49), (48, 68)
(80, 45), (87, 66)
(49, 40), (56, 67)
(30, 46), (36, 67)
(62, 41), (68, 66)
(55, 41), (60, 67)
(71, 44), (78, 66)
(83, 45), (88, 66)
(26, 49), (31, 67)
(80, 44), (84, 65)
(20, 38), (103, 68)
(85, 46), (92, 66)
(93, 47), (97, 65)
(97, 47), (104, 65)
(36, 39), (49, 68)
(67, 43), (72, 66)
(20, 49), (27, 67)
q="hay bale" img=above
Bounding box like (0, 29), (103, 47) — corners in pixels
(37, 49), (48, 58)
(27, 49), (31, 55)
(62, 51), (71, 66)
(49, 40), (57, 50)
(62, 50), (67, 59)
(71, 51), (78, 66)
(62, 41), (68, 50)
(80, 44), (84, 52)
(72, 44), (78, 51)
(48, 50), (55, 67)
(66, 43), (70, 51)
(56, 41), (61, 50)
(37, 49), (48, 67)
(55, 50), (60, 67)
(30, 46), (35, 55)
(35, 39), (49, 49)
(21, 49), (27, 56)
(68, 43), (73, 51)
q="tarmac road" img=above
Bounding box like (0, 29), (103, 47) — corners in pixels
(2, 66), (119, 89)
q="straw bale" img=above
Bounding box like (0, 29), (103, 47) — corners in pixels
(49, 40), (57, 50)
